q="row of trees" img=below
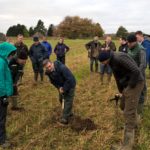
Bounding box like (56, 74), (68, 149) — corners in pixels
(6, 16), (129, 38)
(6, 20), (54, 37)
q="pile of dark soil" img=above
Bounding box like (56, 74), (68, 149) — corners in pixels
(70, 115), (97, 132)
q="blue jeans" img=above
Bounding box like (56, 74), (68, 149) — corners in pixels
(100, 63), (112, 74)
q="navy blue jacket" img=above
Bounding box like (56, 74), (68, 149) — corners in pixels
(45, 61), (76, 92)
(54, 43), (69, 57)
(29, 43), (48, 63)
(41, 41), (52, 58)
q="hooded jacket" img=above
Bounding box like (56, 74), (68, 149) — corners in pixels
(0, 42), (16, 97)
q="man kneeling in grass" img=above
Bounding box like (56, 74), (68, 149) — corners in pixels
(98, 51), (144, 150)
(43, 59), (76, 125)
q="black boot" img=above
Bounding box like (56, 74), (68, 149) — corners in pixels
(34, 73), (38, 83)
(90, 64), (93, 72)
(40, 73), (44, 82)
(95, 63), (98, 72)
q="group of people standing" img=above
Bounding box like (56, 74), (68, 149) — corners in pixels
(0, 31), (150, 149)
(85, 35), (116, 84)
(29, 36), (70, 83)
(0, 33), (72, 148)
(86, 32), (150, 150)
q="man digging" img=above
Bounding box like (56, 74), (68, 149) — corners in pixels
(43, 59), (76, 125)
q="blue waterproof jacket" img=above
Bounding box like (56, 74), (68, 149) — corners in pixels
(41, 41), (52, 58)
(141, 39), (150, 64)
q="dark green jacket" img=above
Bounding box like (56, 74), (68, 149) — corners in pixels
(128, 43), (146, 74)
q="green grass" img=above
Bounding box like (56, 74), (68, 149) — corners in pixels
(2, 39), (150, 150)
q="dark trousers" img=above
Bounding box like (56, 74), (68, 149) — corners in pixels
(90, 57), (98, 72)
(57, 56), (65, 64)
(32, 61), (43, 74)
(0, 101), (7, 144)
(59, 88), (75, 120)
(32, 61), (44, 81)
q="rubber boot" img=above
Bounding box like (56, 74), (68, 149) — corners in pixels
(111, 129), (135, 150)
(95, 63), (98, 72)
(40, 73), (44, 82)
(34, 73), (38, 84)
(121, 129), (135, 150)
(11, 96), (24, 111)
(90, 64), (93, 72)
(137, 103), (144, 115)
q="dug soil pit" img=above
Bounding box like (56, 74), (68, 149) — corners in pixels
(70, 115), (97, 132)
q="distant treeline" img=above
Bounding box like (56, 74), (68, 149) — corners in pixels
(6, 16), (150, 39)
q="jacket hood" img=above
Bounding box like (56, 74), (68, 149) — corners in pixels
(0, 42), (16, 59)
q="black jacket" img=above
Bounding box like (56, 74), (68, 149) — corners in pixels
(109, 52), (144, 93)
(45, 61), (76, 93)
(15, 42), (29, 58)
(9, 57), (22, 84)
(29, 43), (47, 63)
(54, 43), (69, 57)
(119, 43), (128, 53)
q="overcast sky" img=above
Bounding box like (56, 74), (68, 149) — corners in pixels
(0, 0), (150, 34)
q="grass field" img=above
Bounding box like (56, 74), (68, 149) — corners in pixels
(3, 38), (150, 150)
